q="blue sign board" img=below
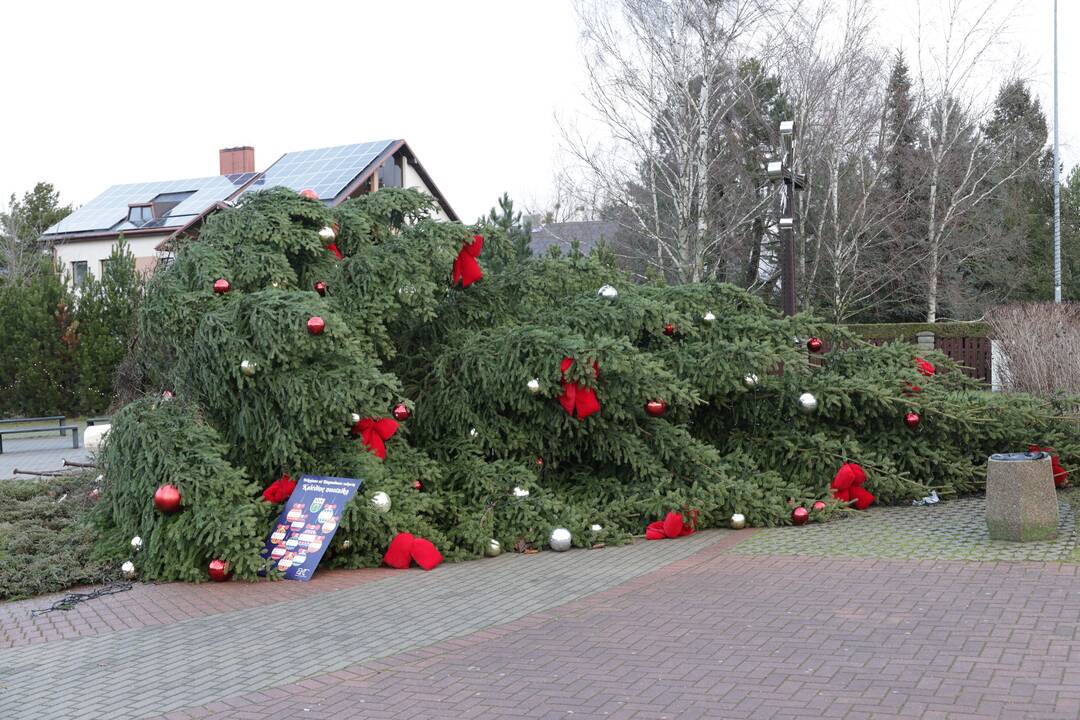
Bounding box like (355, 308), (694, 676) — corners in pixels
(261, 474), (362, 581)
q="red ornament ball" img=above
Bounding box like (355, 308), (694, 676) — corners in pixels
(412, 480), (423, 491)
(299, 188), (319, 200)
(307, 316), (326, 335)
(213, 278), (230, 294)
(806, 337), (823, 353)
(792, 506), (810, 525)
(812, 500), (827, 511)
(153, 484), (181, 514)
(207, 559), (231, 582)
(314, 280), (327, 296)
(904, 411), (921, 429)
(391, 403), (411, 422)
(663, 323), (676, 336)
(645, 399), (667, 417)
(536, 456), (545, 469)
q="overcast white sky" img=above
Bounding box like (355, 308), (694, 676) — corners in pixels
(0, 0), (1075, 222)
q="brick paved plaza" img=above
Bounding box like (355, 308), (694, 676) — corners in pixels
(5, 514), (1080, 719)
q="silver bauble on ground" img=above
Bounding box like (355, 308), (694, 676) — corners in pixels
(797, 392), (819, 413)
(370, 491), (392, 513)
(730, 513), (747, 529)
(527, 378), (541, 394)
(240, 359), (257, 376)
(318, 225), (337, 241)
(485, 538), (502, 557)
(549, 527), (572, 552)
(121, 561), (136, 578)
(597, 284), (618, 299)
(130, 536), (143, 551)
(743, 373), (759, 389)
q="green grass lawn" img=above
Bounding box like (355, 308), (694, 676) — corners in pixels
(0, 472), (116, 602)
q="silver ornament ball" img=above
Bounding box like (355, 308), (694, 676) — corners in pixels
(549, 527), (573, 552)
(743, 373), (759, 389)
(240, 359), (257, 376)
(597, 284), (618, 299)
(730, 513), (747, 530)
(121, 561), (136, 579)
(485, 538), (502, 557)
(512, 486), (530, 498)
(130, 536), (143, 551)
(370, 491), (392, 513)
(318, 225), (337, 242)
(526, 378), (541, 394)
(469, 427), (479, 438)
(797, 392), (819, 413)
(590, 523), (603, 533)
(349, 412), (361, 425)
(703, 311), (716, 323)
(340, 539), (352, 549)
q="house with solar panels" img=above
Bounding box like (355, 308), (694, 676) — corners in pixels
(41, 140), (457, 286)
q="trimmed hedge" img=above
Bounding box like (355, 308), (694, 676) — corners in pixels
(843, 322), (990, 341)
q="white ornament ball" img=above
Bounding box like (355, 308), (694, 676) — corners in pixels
(469, 427), (479, 438)
(526, 378), (541, 394)
(743, 373), (759, 389)
(590, 524), (603, 533)
(512, 486), (530, 498)
(121, 561), (136, 579)
(485, 538), (502, 557)
(703, 311), (716, 323)
(84, 424), (110, 453)
(349, 412), (361, 425)
(240, 359), (257, 376)
(370, 491), (392, 513)
(798, 392), (819, 413)
(549, 527), (572, 552)
(597, 284), (618, 299)
(340, 539), (352, 549)
(730, 513), (747, 530)
(130, 536), (143, 551)
(318, 225), (337, 242)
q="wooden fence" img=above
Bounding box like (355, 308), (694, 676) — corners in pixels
(935, 336), (992, 383)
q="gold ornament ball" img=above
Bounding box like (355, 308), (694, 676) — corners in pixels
(485, 538), (502, 557)
(121, 561), (136, 579)
(730, 513), (747, 529)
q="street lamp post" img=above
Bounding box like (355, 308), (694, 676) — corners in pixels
(768, 120), (804, 316)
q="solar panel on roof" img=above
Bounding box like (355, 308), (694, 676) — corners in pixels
(243, 140), (395, 201)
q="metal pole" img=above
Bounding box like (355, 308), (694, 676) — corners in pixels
(781, 178), (797, 315)
(1054, 0), (1062, 303)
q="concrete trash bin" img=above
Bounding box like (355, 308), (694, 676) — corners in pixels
(985, 452), (1059, 541)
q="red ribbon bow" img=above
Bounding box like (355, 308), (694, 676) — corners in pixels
(452, 234), (483, 287)
(915, 357), (935, 377)
(352, 417), (399, 460)
(1029, 445), (1069, 487)
(831, 462), (875, 510)
(645, 510), (697, 540)
(559, 357), (600, 420)
(262, 473), (296, 503)
(326, 243), (343, 260)
(383, 532), (443, 570)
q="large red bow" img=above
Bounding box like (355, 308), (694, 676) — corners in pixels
(452, 235), (483, 288)
(1029, 445), (1069, 487)
(352, 417), (399, 460)
(383, 532), (443, 570)
(831, 462), (875, 510)
(645, 510), (697, 540)
(326, 243), (343, 260)
(559, 357), (600, 420)
(262, 473), (296, 503)
(915, 357), (935, 377)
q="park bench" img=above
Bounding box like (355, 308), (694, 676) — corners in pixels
(0, 423), (80, 454)
(0, 415), (68, 436)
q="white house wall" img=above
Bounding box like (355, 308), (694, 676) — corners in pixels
(52, 235), (167, 283)
(401, 158), (450, 222)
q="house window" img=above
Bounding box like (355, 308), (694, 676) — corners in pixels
(100, 258), (111, 277)
(71, 261), (88, 287)
(128, 204), (153, 226)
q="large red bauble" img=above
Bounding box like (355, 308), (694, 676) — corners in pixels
(213, 278), (230, 294)
(307, 316), (326, 335)
(392, 403), (411, 421)
(806, 337), (823, 353)
(208, 559), (231, 582)
(153, 484), (181, 513)
(812, 500), (826, 511)
(792, 506), (809, 525)
(663, 323), (675, 336)
(904, 411), (921, 429)
(645, 399), (667, 417)
(314, 280), (327, 297)
(412, 480), (423, 491)
(299, 188), (319, 200)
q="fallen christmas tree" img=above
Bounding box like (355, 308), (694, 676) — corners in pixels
(95, 187), (1080, 581)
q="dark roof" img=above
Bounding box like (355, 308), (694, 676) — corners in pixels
(530, 221), (618, 256)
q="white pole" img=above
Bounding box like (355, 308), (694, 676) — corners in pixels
(1054, 0), (1062, 303)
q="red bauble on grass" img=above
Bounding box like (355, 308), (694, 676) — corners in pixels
(307, 316), (326, 335)
(792, 506), (809, 525)
(806, 337), (823, 353)
(153, 484), (181, 513)
(314, 281), (327, 296)
(207, 559), (231, 582)
(663, 323), (675, 336)
(645, 399), (667, 417)
(391, 403), (411, 421)
(904, 411), (921, 429)
(213, 278), (230, 294)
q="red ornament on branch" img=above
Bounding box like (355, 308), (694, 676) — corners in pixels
(806, 337), (823, 353)
(831, 462), (875, 510)
(213, 278), (231, 294)
(645, 399), (667, 417)
(413, 480), (423, 491)
(904, 411), (921, 429)
(314, 281), (327, 296)
(792, 506), (809, 525)
(559, 357), (600, 420)
(307, 316), (326, 335)
(325, 243), (343, 260)
(207, 559), (231, 582)
(153, 484), (181, 513)
(391, 403), (411, 422)
(452, 234), (484, 288)
(352, 417), (399, 460)
(663, 323), (675, 336)
(915, 357), (936, 377)
(812, 500), (827, 511)
(299, 188), (319, 200)
(262, 473), (296, 504)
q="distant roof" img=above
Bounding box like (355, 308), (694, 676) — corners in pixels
(43, 173), (257, 237)
(530, 221), (618, 256)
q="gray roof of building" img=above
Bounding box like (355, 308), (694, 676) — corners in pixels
(529, 220), (618, 256)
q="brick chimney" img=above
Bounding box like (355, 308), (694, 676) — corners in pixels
(219, 146), (255, 175)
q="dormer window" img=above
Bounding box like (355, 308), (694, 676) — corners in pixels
(128, 203), (153, 226)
